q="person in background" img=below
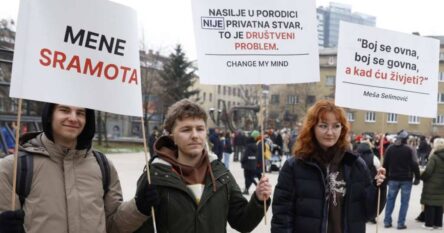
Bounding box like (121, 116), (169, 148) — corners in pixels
(420, 138), (444, 230)
(233, 130), (246, 162)
(274, 130), (284, 157)
(417, 136), (431, 168)
(209, 128), (223, 161)
(241, 131), (259, 195)
(271, 100), (386, 233)
(148, 126), (160, 157)
(125, 99), (272, 233)
(415, 135), (441, 223)
(383, 130), (421, 230)
(222, 132), (233, 169)
(356, 139), (382, 224)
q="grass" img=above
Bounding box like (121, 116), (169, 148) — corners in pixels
(92, 142), (145, 154)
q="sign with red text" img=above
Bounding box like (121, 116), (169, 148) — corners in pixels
(191, 0), (319, 84)
(336, 22), (439, 118)
(10, 0), (142, 116)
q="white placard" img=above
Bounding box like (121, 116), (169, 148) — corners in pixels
(191, 0), (319, 84)
(335, 22), (439, 118)
(10, 0), (142, 116)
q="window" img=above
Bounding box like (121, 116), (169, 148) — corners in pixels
(408, 115), (420, 124)
(233, 88), (236, 96)
(209, 93), (213, 102)
(223, 86), (226, 95)
(365, 112), (376, 122)
(271, 94), (280, 104)
(433, 115), (444, 125)
(0, 97), (4, 111)
(228, 87), (231, 95)
(440, 72), (444, 82)
(202, 92), (206, 101)
(287, 95), (298, 105)
(347, 112), (354, 122)
(438, 93), (444, 103)
(325, 76), (335, 86)
(227, 101), (231, 109)
(217, 85), (221, 94)
(306, 95), (316, 105)
(387, 113), (397, 123)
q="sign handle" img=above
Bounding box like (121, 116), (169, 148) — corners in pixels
(140, 116), (158, 233)
(259, 85), (267, 225)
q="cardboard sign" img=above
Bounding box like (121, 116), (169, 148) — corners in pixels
(336, 22), (439, 118)
(191, 0), (319, 84)
(10, 0), (142, 116)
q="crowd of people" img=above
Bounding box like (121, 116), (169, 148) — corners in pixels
(1, 98), (443, 233)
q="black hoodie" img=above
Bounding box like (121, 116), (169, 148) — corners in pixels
(41, 103), (96, 150)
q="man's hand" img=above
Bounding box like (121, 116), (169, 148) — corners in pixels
(413, 178), (420, 185)
(0, 210), (25, 233)
(375, 167), (386, 186)
(255, 176), (272, 201)
(135, 174), (160, 216)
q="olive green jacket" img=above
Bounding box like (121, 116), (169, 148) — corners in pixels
(420, 148), (444, 206)
(133, 153), (270, 233)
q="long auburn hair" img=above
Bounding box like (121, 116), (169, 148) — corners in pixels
(294, 100), (350, 158)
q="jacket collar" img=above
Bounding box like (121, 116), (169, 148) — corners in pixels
(19, 132), (89, 162)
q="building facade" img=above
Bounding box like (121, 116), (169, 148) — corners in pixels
(317, 2), (376, 48)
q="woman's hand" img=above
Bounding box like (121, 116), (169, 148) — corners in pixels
(255, 176), (272, 201)
(375, 167), (386, 186)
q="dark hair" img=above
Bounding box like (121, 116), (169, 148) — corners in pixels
(42, 103), (95, 150)
(294, 100), (350, 158)
(163, 99), (207, 134)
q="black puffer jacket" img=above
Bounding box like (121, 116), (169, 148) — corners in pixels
(271, 152), (386, 233)
(241, 137), (258, 171)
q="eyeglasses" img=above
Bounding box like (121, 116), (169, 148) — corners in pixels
(316, 123), (343, 133)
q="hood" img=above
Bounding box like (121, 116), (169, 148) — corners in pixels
(357, 142), (372, 154)
(153, 135), (217, 192)
(435, 150), (444, 161)
(42, 103), (95, 150)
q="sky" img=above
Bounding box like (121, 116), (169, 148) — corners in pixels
(1, 0), (443, 60)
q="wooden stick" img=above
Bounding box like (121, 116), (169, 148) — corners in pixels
(375, 113), (386, 233)
(259, 85), (267, 225)
(140, 116), (158, 233)
(11, 98), (22, 210)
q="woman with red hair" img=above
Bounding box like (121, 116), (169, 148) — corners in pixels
(271, 100), (387, 233)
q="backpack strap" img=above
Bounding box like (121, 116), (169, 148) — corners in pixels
(16, 151), (33, 208)
(92, 150), (110, 197)
(15, 150), (111, 207)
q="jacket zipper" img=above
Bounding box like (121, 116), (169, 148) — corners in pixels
(306, 161), (329, 233)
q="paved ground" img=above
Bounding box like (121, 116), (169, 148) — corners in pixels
(108, 152), (428, 233)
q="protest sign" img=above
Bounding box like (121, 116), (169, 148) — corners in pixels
(335, 22), (439, 118)
(10, 0), (142, 116)
(191, 0), (319, 84)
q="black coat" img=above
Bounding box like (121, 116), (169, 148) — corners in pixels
(271, 152), (386, 233)
(241, 138), (258, 171)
